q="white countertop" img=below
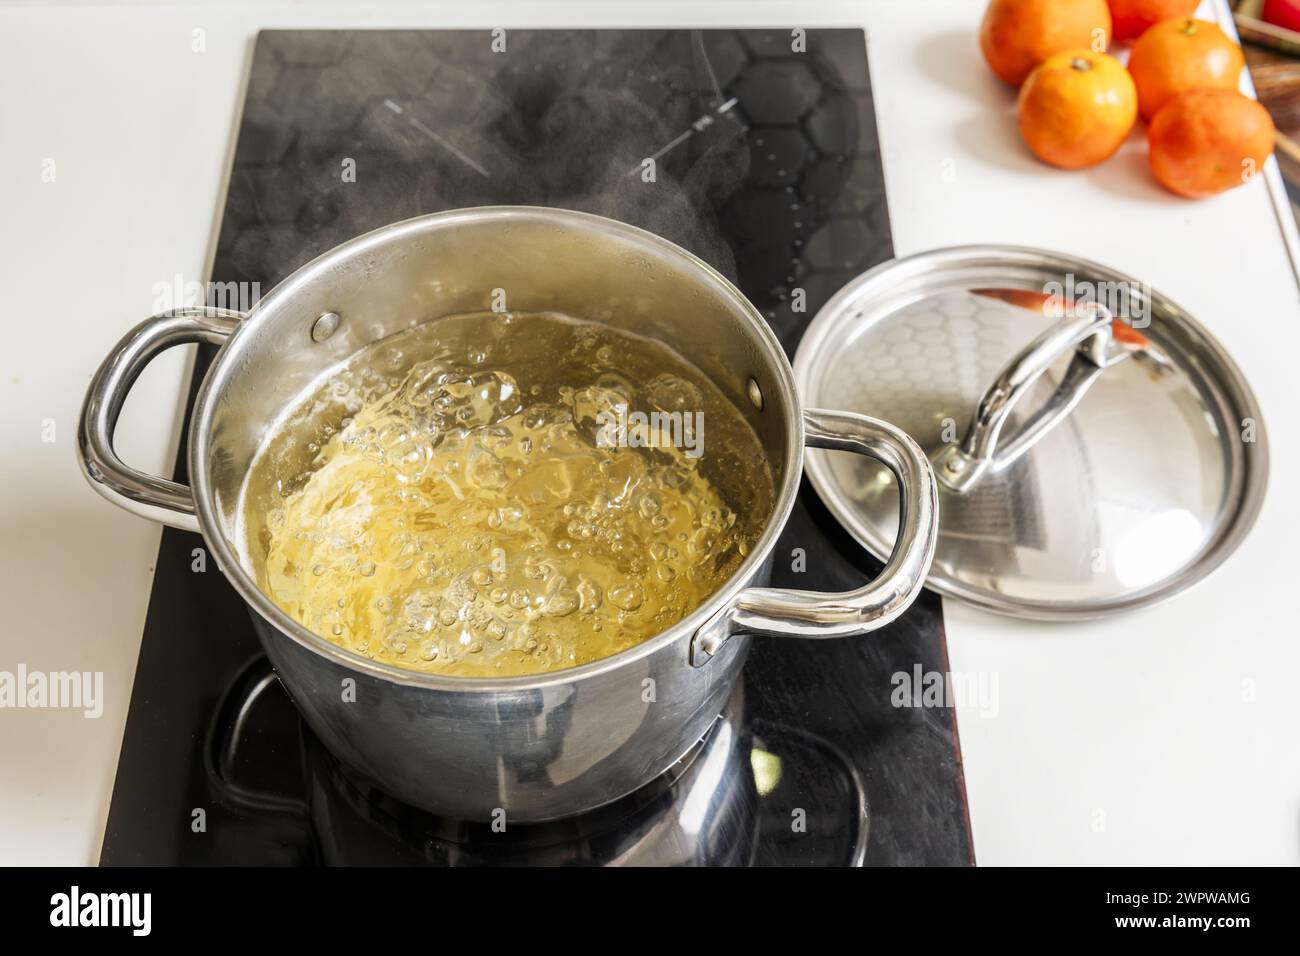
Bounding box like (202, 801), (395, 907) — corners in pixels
(2, 0), (1297, 866)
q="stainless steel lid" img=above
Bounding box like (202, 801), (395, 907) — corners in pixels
(793, 246), (1268, 619)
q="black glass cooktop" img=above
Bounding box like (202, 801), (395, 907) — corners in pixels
(100, 29), (973, 866)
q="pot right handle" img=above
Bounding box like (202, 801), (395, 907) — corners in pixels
(690, 408), (939, 666)
(78, 307), (243, 532)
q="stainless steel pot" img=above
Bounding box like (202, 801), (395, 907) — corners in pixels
(78, 207), (938, 822)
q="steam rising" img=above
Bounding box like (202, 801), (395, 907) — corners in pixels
(221, 30), (752, 290)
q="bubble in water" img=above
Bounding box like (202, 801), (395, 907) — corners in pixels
(543, 577), (580, 617)
(577, 576), (602, 612)
(467, 446), (507, 490)
(609, 583), (645, 612)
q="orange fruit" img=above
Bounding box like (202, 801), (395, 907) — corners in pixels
(1107, 0), (1199, 42)
(1017, 50), (1137, 168)
(1148, 88), (1275, 197)
(1128, 18), (1244, 121)
(981, 0), (1113, 87)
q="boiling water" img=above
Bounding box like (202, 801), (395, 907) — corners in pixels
(240, 311), (774, 677)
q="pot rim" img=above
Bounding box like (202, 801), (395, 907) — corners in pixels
(190, 205), (804, 692)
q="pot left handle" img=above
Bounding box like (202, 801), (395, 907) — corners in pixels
(690, 408), (939, 666)
(78, 307), (243, 532)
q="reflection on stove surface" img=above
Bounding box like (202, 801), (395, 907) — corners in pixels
(205, 656), (867, 866)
